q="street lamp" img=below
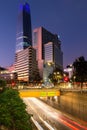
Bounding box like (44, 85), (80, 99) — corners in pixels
(73, 76), (76, 88)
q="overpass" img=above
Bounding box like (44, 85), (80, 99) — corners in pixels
(19, 89), (60, 97)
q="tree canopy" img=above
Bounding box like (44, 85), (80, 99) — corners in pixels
(48, 68), (63, 85)
(72, 56), (87, 88)
(0, 88), (32, 130)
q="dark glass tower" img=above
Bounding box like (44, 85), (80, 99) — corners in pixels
(16, 2), (32, 53)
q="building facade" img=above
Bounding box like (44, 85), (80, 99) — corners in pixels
(15, 46), (38, 82)
(0, 65), (17, 83)
(33, 27), (63, 82)
(44, 41), (63, 69)
(16, 2), (32, 53)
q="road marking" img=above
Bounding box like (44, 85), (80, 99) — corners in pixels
(31, 117), (44, 130)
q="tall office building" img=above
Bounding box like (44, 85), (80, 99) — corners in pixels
(44, 41), (63, 82)
(44, 42), (63, 69)
(33, 27), (63, 80)
(15, 3), (38, 82)
(16, 2), (32, 53)
(15, 47), (38, 82)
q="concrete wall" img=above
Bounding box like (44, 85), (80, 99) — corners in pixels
(59, 92), (87, 121)
(41, 91), (87, 121)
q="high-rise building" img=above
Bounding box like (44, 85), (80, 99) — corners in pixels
(33, 27), (61, 60)
(44, 41), (63, 82)
(16, 2), (32, 53)
(15, 3), (38, 82)
(44, 42), (63, 69)
(15, 46), (38, 82)
(33, 27), (63, 80)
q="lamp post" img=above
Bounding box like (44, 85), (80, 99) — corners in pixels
(57, 72), (60, 83)
(73, 76), (76, 88)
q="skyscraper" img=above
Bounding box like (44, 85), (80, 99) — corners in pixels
(33, 27), (63, 79)
(44, 41), (63, 83)
(16, 2), (32, 53)
(15, 3), (38, 82)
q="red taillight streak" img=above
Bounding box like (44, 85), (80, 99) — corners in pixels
(60, 118), (79, 130)
(60, 116), (87, 129)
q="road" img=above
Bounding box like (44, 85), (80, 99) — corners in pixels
(23, 98), (87, 130)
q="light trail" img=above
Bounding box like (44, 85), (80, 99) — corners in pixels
(29, 98), (87, 130)
(31, 117), (44, 130)
(23, 98), (87, 130)
(60, 115), (87, 130)
(24, 98), (56, 130)
(38, 116), (56, 130)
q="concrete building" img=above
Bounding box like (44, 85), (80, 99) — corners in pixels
(15, 46), (38, 82)
(0, 65), (17, 82)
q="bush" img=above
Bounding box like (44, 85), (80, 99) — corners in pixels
(0, 89), (32, 130)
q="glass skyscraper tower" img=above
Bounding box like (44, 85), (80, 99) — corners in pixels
(16, 3), (32, 53)
(15, 3), (38, 82)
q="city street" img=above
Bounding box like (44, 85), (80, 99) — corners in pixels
(23, 98), (87, 130)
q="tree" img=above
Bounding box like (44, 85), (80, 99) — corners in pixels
(73, 56), (87, 89)
(0, 79), (6, 92)
(48, 68), (63, 86)
(0, 89), (32, 130)
(29, 71), (42, 84)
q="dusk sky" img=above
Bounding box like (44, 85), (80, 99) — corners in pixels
(0, 0), (87, 68)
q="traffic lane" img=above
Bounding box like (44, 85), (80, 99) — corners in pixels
(25, 98), (87, 130)
(24, 98), (69, 130)
(24, 98), (50, 130)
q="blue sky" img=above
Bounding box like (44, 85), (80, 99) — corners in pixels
(0, 0), (87, 68)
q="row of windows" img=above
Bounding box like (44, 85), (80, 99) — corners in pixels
(18, 74), (28, 78)
(16, 62), (36, 68)
(16, 35), (28, 40)
(16, 55), (33, 62)
(16, 59), (37, 69)
(16, 64), (29, 70)
(16, 58), (29, 64)
(16, 66), (29, 71)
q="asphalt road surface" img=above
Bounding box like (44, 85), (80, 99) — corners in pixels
(23, 98), (87, 130)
